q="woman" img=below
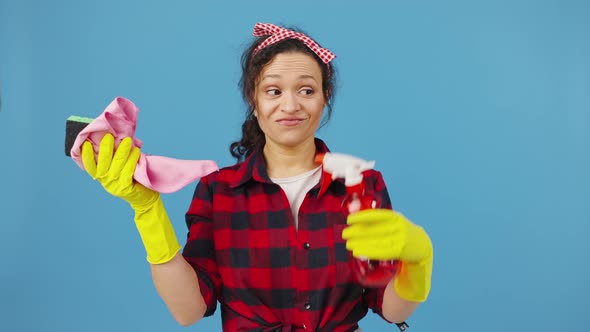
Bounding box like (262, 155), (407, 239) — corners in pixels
(81, 22), (433, 331)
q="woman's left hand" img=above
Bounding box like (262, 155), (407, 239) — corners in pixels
(343, 209), (434, 301)
(342, 209), (432, 263)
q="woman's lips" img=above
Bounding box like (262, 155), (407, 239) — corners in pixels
(277, 118), (304, 126)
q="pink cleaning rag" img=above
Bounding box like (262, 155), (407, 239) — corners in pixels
(70, 97), (218, 194)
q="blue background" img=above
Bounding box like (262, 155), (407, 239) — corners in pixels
(1, 0), (588, 331)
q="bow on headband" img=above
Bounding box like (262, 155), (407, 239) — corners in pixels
(252, 23), (336, 64)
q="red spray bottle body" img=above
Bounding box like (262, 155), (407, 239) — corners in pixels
(316, 152), (400, 287)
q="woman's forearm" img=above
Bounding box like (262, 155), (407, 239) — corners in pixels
(381, 279), (420, 323)
(150, 252), (207, 326)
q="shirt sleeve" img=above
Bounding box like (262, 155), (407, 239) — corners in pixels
(181, 174), (221, 317)
(362, 170), (395, 323)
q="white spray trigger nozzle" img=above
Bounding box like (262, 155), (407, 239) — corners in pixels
(321, 152), (376, 187)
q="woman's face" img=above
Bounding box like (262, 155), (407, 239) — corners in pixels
(254, 52), (325, 150)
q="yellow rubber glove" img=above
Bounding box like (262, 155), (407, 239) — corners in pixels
(342, 209), (433, 302)
(81, 134), (181, 264)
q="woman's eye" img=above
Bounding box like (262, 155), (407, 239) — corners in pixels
(300, 88), (314, 95)
(266, 89), (281, 96)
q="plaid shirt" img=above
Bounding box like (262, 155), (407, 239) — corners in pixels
(182, 138), (394, 331)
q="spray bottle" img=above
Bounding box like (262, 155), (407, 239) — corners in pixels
(315, 152), (400, 287)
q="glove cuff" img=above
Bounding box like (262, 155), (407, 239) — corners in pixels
(133, 197), (181, 264)
(394, 249), (433, 302)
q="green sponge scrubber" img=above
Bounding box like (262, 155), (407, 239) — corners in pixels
(64, 115), (94, 156)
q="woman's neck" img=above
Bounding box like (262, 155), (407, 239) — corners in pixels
(263, 138), (318, 178)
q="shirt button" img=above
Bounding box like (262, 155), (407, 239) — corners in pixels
(304, 302), (311, 310)
(303, 242), (311, 250)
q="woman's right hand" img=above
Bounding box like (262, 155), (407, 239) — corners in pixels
(81, 133), (159, 209)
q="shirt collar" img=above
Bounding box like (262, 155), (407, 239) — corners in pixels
(230, 138), (334, 196)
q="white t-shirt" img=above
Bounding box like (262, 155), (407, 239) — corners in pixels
(270, 166), (322, 230)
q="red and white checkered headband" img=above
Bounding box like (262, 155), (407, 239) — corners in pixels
(252, 23), (336, 66)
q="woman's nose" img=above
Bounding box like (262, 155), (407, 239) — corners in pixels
(281, 92), (300, 113)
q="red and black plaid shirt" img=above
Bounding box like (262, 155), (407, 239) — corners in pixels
(182, 138), (394, 331)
